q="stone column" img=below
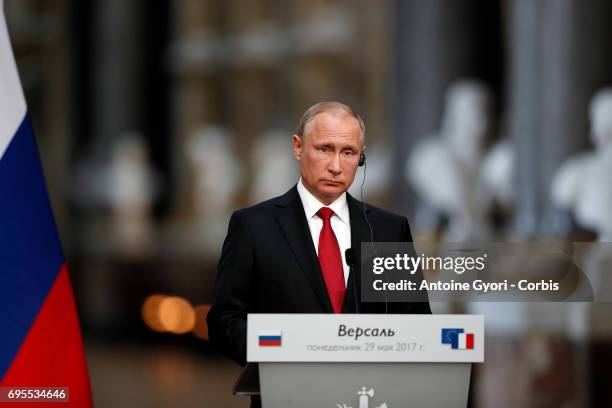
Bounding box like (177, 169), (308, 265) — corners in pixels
(506, 0), (541, 236)
(91, 0), (143, 158)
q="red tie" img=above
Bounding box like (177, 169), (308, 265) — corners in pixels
(316, 207), (346, 313)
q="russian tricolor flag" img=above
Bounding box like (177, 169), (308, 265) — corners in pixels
(258, 331), (282, 347)
(0, 3), (92, 406)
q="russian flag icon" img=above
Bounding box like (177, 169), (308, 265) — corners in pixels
(258, 330), (282, 347)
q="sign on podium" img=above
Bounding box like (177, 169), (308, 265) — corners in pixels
(241, 314), (484, 408)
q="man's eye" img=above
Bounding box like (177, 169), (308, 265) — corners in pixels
(343, 150), (354, 156)
(319, 147), (328, 153)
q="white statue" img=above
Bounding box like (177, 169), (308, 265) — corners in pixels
(186, 126), (241, 218)
(551, 88), (612, 241)
(551, 88), (612, 340)
(180, 126), (242, 255)
(480, 139), (514, 211)
(250, 129), (298, 204)
(106, 133), (158, 256)
(406, 80), (513, 240)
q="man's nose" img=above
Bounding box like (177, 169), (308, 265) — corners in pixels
(328, 153), (342, 175)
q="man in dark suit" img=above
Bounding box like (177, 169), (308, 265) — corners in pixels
(207, 102), (430, 406)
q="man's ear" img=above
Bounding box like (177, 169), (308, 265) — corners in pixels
(292, 135), (302, 160)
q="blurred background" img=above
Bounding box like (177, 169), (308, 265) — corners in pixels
(5, 0), (612, 406)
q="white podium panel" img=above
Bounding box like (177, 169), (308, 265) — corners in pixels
(258, 362), (470, 408)
(246, 314), (484, 408)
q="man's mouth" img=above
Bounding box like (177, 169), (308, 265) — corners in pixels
(322, 180), (342, 186)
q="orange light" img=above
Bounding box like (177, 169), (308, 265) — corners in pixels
(142, 294), (167, 332)
(158, 296), (196, 334)
(192, 304), (212, 340)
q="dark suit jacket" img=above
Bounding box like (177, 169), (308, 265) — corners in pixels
(207, 185), (431, 365)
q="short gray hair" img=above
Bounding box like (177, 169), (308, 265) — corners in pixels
(296, 101), (365, 143)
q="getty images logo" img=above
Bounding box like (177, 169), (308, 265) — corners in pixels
(441, 328), (474, 350)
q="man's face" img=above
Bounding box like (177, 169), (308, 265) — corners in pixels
(293, 112), (364, 205)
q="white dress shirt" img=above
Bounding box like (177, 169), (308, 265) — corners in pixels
(297, 178), (351, 286)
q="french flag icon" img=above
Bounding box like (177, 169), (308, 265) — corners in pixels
(457, 332), (474, 350)
(259, 330), (282, 347)
(441, 328), (474, 350)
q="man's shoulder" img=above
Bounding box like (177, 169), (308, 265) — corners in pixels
(348, 194), (407, 224)
(233, 187), (298, 219)
(350, 197), (412, 240)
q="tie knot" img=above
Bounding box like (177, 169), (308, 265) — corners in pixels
(317, 207), (334, 222)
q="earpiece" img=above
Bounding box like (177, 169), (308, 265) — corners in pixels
(357, 152), (384, 313)
(358, 153), (366, 167)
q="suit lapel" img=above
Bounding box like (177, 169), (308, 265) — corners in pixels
(342, 193), (372, 313)
(274, 186), (333, 313)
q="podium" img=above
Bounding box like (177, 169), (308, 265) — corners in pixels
(238, 314), (484, 408)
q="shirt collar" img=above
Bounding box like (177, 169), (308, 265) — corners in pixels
(297, 178), (349, 225)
